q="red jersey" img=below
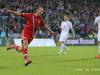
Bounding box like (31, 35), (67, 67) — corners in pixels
(20, 13), (45, 43)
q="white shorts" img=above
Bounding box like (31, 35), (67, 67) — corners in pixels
(98, 30), (100, 42)
(59, 33), (68, 42)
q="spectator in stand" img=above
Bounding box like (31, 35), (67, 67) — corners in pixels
(0, 0), (100, 38)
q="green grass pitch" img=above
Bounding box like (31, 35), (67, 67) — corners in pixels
(0, 46), (100, 75)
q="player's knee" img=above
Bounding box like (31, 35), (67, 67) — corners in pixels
(18, 46), (23, 52)
(22, 41), (28, 48)
(60, 41), (64, 44)
(58, 41), (64, 46)
(23, 40), (28, 45)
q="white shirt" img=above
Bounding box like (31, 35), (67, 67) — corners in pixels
(94, 16), (100, 31)
(61, 20), (73, 35)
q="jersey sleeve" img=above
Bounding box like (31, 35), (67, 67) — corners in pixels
(61, 22), (64, 29)
(20, 13), (32, 19)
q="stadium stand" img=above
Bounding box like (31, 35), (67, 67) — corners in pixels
(0, 0), (100, 39)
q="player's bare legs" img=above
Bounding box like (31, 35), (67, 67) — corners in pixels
(96, 42), (100, 59)
(56, 41), (66, 55)
(7, 44), (23, 52)
(56, 41), (70, 55)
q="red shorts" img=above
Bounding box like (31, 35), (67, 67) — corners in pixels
(21, 29), (33, 44)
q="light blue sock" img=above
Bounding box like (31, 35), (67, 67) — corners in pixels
(60, 43), (65, 53)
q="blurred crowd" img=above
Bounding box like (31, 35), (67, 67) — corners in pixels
(0, 0), (100, 38)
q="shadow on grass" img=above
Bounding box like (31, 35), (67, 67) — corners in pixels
(55, 57), (96, 62)
(0, 65), (24, 69)
(30, 54), (56, 57)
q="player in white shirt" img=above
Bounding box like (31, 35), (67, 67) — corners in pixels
(94, 12), (100, 59)
(56, 12), (75, 55)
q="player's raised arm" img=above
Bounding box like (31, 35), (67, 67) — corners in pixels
(44, 23), (56, 35)
(4, 8), (21, 16)
(71, 27), (75, 37)
(39, 18), (54, 34)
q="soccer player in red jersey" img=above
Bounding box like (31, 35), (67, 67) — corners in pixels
(5, 6), (56, 66)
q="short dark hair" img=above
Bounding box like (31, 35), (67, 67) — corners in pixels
(63, 12), (70, 16)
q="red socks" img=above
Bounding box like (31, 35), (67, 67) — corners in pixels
(23, 48), (28, 62)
